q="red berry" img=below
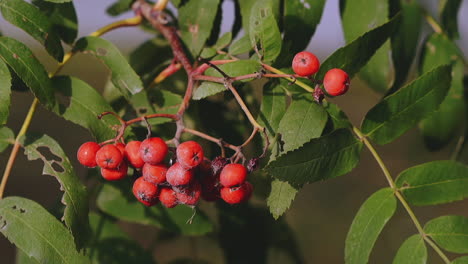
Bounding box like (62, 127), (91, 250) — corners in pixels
(176, 141), (204, 169)
(142, 163), (168, 184)
(292, 51), (320, 77)
(220, 182), (252, 204)
(323, 68), (350, 96)
(77, 142), (100, 167)
(166, 163), (193, 186)
(219, 163), (247, 187)
(115, 142), (126, 155)
(159, 187), (178, 208)
(140, 137), (168, 165)
(175, 181), (201, 206)
(132, 177), (159, 206)
(101, 161), (128, 181)
(95, 144), (123, 169)
(125, 141), (145, 168)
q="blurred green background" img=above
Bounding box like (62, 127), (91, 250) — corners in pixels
(1, 0), (468, 263)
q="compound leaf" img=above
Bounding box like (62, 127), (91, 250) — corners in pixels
(425, 215), (468, 254)
(0, 0), (64, 61)
(0, 197), (89, 264)
(20, 133), (89, 249)
(345, 188), (397, 264)
(361, 65), (452, 145)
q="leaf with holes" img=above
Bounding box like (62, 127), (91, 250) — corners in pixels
(0, 0), (64, 61)
(267, 179), (299, 220)
(0, 58), (11, 124)
(0, 126), (13, 153)
(419, 34), (465, 150)
(316, 14), (399, 80)
(440, 0), (462, 39)
(0, 197), (89, 264)
(178, 0), (221, 57)
(277, 97), (328, 153)
(249, 0), (281, 62)
(266, 129), (363, 186)
(32, 0), (78, 44)
(97, 182), (213, 236)
(20, 133), (89, 249)
(395, 160), (468, 206)
(87, 212), (155, 264)
(73, 36), (143, 99)
(425, 215), (468, 254)
(361, 65), (452, 145)
(345, 188), (397, 264)
(52, 76), (119, 142)
(0, 37), (56, 110)
(392, 234), (427, 264)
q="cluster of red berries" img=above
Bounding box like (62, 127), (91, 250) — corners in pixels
(292, 51), (350, 96)
(77, 139), (253, 208)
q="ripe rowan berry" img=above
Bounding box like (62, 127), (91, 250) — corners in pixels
(219, 163), (247, 187)
(175, 181), (201, 206)
(77, 142), (100, 167)
(323, 68), (350, 96)
(140, 137), (168, 165)
(292, 51), (320, 77)
(115, 142), (126, 155)
(101, 161), (128, 181)
(220, 182), (252, 204)
(159, 187), (178, 208)
(176, 141), (204, 169)
(142, 163), (168, 184)
(95, 144), (123, 169)
(132, 177), (159, 206)
(125, 141), (145, 168)
(166, 163), (193, 186)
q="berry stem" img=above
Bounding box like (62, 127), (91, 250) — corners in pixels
(262, 64), (315, 92)
(224, 81), (263, 130)
(352, 126), (451, 264)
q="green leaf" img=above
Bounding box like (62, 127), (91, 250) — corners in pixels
(87, 212), (154, 264)
(0, 59), (11, 124)
(275, 0), (325, 67)
(0, 126), (13, 153)
(130, 89), (182, 126)
(396, 160), (468, 206)
(32, 0), (78, 44)
(257, 80), (287, 137)
(452, 256), (468, 264)
(389, 0), (422, 92)
(392, 234), (427, 264)
(440, 0), (462, 39)
(361, 65), (452, 145)
(0, 197), (89, 264)
(20, 133), (89, 249)
(179, 0), (221, 57)
(324, 103), (352, 130)
(193, 60), (261, 100)
(0, 0), (64, 61)
(16, 250), (40, 264)
(52, 76), (118, 142)
(228, 35), (252, 55)
(345, 188), (397, 264)
(41, 0), (71, 3)
(419, 34), (465, 150)
(425, 215), (468, 254)
(249, 0), (282, 62)
(316, 14), (400, 80)
(129, 37), (172, 81)
(267, 179), (299, 220)
(265, 128), (363, 186)
(97, 182), (213, 236)
(342, 0), (391, 92)
(277, 97), (328, 152)
(214, 32), (232, 49)
(73, 36), (143, 99)
(0, 37), (56, 110)
(106, 0), (133, 16)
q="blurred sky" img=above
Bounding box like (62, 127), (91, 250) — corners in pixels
(0, 0), (466, 60)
